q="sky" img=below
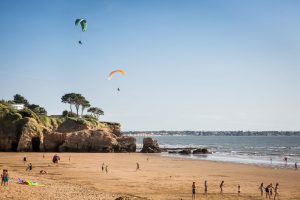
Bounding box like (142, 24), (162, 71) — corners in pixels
(0, 0), (300, 131)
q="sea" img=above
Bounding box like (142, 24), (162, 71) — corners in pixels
(134, 135), (300, 168)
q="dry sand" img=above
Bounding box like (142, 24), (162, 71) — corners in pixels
(0, 152), (299, 200)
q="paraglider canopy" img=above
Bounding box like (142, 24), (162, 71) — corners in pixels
(108, 69), (126, 80)
(75, 18), (87, 32)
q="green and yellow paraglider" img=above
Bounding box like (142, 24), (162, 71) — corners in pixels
(75, 18), (87, 32)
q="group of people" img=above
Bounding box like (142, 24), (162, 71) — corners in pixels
(192, 180), (228, 199)
(191, 180), (279, 199)
(1, 169), (9, 186)
(101, 163), (109, 174)
(259, 183), (280, 199)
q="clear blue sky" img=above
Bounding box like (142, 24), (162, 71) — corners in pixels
(0, 0), (299, 131)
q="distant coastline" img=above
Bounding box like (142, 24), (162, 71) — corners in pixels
(123, 131), (300, 136)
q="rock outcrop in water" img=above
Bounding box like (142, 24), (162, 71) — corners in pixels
(0, 103), (136, 152)
(141, 137), (161, 153)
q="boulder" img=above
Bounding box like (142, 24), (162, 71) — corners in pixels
(178, 149), (192, 154)
(116, 136), (136, 152)
(141, 137), (161, 153)
(58, 129), (118, 152)
(192, 148), (209, 154)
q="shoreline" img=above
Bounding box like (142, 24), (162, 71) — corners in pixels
(0, 152), (299, 199)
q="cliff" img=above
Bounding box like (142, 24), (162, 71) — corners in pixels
(0, 103), (136, 152)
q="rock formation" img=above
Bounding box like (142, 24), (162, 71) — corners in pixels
(141, 137), (161, 153)
(0, 102), (136, 152)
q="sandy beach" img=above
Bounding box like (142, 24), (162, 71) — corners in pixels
(0, 153), (299, 200)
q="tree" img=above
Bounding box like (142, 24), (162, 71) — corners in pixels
(61, 93), (89, 118)
(13, 94), (29, 106)
(27, 104), (47, 115)
(81, 99), (90, 117)
(87, 107), (104, 120)
(61, 93), (76, 113)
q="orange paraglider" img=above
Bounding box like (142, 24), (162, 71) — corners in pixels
(108, 69), (126, 80)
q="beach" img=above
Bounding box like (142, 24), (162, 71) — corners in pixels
(0, 153), (299, 200)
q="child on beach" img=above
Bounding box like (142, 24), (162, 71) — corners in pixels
(136, 162), (140, 171)
(3, 170), (9, 186)
(238, 184), (241, 195)
(192, 182), (196, 200)
(204, 180), (208, 195)
(26, 163), (33, 173)
(105, 165), (108, 174)
(23, 156), (27, 165)
(220, 180), (224, 194)
(259, 182), (264, 197)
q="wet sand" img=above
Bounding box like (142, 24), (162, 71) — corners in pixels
(0, 152), (299, 200)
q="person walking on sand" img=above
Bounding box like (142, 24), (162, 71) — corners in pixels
(238, 184), (241, 195)
(23, 156), (27, 165)
(105, 165), (108, 174)
(265, 183), (273, 199)
(284, 157), (288, 167)
(295, 162), (298, 170)
(192, 182), (196, 200)
(204, 180), (208, 195)
(102, 163), (105, 173)
(259, 182), (264, 197)
(26, 163), (32, 173)
(69, 155), (71, 162)
(273, 183), (279, 200)
(136, 162), (140, 171)
(220, 180), (224, 194)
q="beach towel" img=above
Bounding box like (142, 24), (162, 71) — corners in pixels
(18, 178), (45, 186)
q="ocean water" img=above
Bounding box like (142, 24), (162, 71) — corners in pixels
(134, 136), (300, 168)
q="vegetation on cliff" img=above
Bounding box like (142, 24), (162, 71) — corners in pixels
(0, 94), (127, 152)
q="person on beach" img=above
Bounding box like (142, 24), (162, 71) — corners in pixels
(295, 162), (298, 170)
(69, 155), (71, 162)
(273, 183), (279, 200)
(3, 170), (9, 186)
(220, 180), (224, 194)
(192, 182), (196, 200)
(270, 158), (272, 164)
(1, 169), (5, 186)
(136, 162), (140, 171)
(284, 157), (288, 167)
(105, 165), (108, 174)
(43, 154), (45, 158)
(259, 183), (264, 197)
(102, 163), (105, 173)
(26, 163), (33, 173)
(238, 184), (241, 195)
(204, 180), (208, 195)
(265, 183), (273, 199)
(269, 183), (273, 197)
(23, 156), (27, 165)
(40, 170), (47, 174)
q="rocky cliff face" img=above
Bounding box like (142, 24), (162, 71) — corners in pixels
(0, 104), (135, 152)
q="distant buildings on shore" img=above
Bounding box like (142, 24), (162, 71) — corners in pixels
(123, 131), (300, 136)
